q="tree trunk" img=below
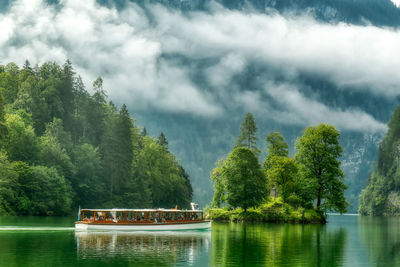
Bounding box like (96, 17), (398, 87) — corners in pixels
(316, 187), (321, 211)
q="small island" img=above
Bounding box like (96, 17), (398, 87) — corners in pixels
(207, 113), (348, 224)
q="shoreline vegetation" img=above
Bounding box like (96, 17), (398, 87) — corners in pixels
(209, 113), (348, 224)
(207, 197), (324, 224)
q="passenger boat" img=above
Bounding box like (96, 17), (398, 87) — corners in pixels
(75, 203), (211, 231)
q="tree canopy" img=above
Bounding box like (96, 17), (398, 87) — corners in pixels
(212, 119), (348, 217)
(212, 147), (267, 211)
(359, 106), (400, 215)
(0, 61), (193, 215)
(295, 124), (348, 214)
(235, 112), (260, 156)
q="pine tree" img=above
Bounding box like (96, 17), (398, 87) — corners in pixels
(158, 132), (168, 150)
(235, 112), (260, 156)
(60, 59), (75, 132)
(101, 104), (134, 203)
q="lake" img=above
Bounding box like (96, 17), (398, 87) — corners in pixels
(0, 215), (399, 266)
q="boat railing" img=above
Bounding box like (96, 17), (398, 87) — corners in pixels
(79, 210), (204, 224)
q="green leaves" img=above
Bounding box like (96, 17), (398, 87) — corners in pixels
(212, 120), (348, 216)
(134, 135), (193, 209)
(212, 147), (267, 211)
(359, 106), (400, 215)
(295, 124), (348, 214)
(0, 61), (194, 215)
(266, 156), (297, 202)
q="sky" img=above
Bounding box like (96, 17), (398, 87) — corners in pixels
(0, 0), (399, 133)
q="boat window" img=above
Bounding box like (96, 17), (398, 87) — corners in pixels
(117, 211), (126, 221)
(148, 212), (154, 221)
(82, 211), (93, 221)
(127, 212), (137, 221)
(171, 212), (178, 221)
(95, 212), (105, 221)
(196, 212), (202, 220)
(139, 212), (145, 221)
(164, 212), (171, 220)
(106, 212), (114, 221)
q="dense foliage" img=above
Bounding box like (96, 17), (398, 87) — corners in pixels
(212, 147), (267, 212)
(208, 197), (323, 223)
(295, 124), (348, 214)
(211, 114), (348, 220)
(359, 106), (400, 215)
(0, 61), (193, 216)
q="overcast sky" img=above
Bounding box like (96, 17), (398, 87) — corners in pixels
(1, 0), (399, 133)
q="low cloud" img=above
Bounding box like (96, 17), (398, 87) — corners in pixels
(0, 0), (396, 131)
(264, 83), (388, 133)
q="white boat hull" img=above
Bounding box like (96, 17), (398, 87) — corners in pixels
(75, 221), (211, 231)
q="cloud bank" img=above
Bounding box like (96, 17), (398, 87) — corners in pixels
(0, 0), (396, 132)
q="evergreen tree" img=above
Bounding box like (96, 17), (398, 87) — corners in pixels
(101, 104), (134, 203)
(0, 89), (7, 140)
(141, 127), (147, 136)
(359, 106), (400, 215)
(158, 132), (168, 150)
(0, 61), (194, 215)
(85, 77), (107, 146)
(115, 104), (134, 190)
(235, 112), (260, 156)
(59, 59), (75, 132)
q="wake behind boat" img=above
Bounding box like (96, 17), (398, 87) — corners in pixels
(75, 203), (211, 231)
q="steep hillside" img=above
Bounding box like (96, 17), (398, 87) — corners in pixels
(359, 106), (400, 215)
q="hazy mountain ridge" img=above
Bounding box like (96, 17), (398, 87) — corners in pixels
(90, 0), (400, 211)
(1, 0), (399, 212)
(96, 0), (400, 26)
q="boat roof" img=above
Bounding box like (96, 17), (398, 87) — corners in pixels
(80, 208), (203, 212)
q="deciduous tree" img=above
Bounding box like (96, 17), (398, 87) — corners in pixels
(295, 124), (348, 214)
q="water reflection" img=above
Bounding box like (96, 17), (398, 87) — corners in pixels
(359, 216), (400, 266)
(212, 222), (347, 267)
(75, 231), (211, 266)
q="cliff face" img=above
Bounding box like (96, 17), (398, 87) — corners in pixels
(359, 107), (400, 215)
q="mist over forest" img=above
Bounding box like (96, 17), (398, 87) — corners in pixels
(1, 0), (400, 212)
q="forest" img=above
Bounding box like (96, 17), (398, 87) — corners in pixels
(209, 113), (348, 223)
(0, 61), (193, 216)
(359, 106), (400, 215)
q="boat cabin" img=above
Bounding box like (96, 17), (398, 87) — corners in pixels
(78, 209), (204, 224)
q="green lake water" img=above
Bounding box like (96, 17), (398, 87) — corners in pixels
(0, 215), (399, 266)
